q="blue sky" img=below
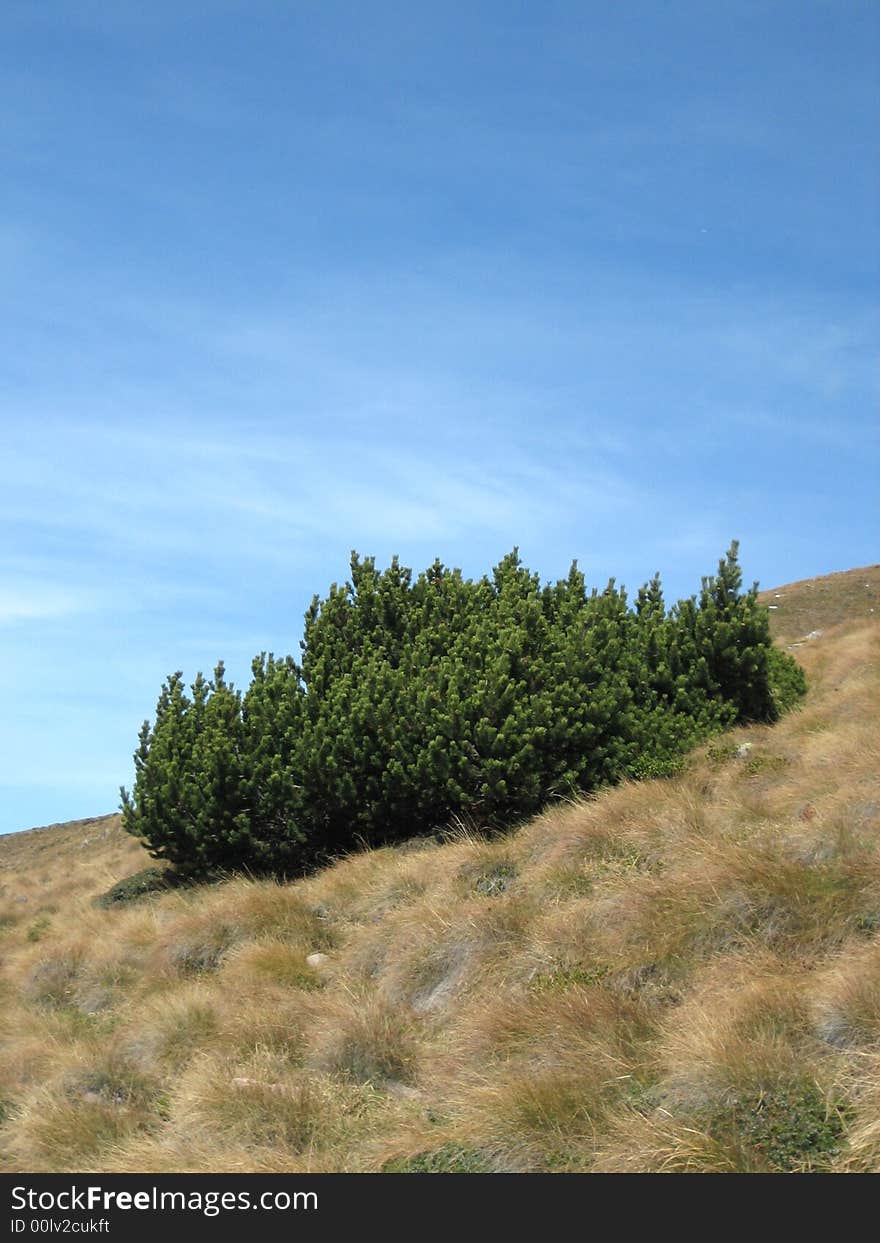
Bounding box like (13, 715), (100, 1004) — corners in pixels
(2, 1), (878, 835)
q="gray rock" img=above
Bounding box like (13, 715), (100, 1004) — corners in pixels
(385, 1080), (421, 1100)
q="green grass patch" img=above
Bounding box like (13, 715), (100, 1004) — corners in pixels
(529, 964), (611, 993)
(710, 1082), (853, 1172)
(706, 741), (740, 765)
(744, 752), (790, 778)
(26, 916), (52, 942)
(384, 1144), (491, 1173)
(457, 858), (518, 898)
(93, 867), (187, 908)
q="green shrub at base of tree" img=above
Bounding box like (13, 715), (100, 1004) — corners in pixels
(767, 645), (809, 717)
(121, 542), (806, 878)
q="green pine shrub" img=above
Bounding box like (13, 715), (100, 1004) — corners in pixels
(767, 646), (809, 717)
(119, 665), (253, 876)
(121, 542), (804, 878)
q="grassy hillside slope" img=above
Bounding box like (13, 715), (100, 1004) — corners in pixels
(1, 565), (878, 1173)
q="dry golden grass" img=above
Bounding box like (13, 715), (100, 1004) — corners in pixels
(759, 563), (880, 644)
(0, 564), (877, 1173)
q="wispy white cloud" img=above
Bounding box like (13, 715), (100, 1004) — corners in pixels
(2, 267), (874, 629)
(720, 403), (879, 449)
(0, 583), (106, 625)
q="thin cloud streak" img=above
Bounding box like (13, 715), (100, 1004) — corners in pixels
(0, 584), (107, 625)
